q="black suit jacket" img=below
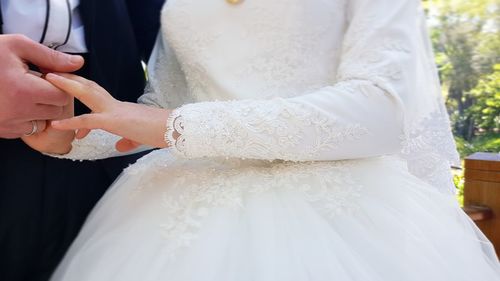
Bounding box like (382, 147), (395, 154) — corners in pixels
(79, 0), (164, 104)
(0, 1), (165, 281)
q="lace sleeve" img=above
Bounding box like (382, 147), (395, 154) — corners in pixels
(164, 0), (419, 161)
(48, 129), (151, 161)
(167, 81), (403, 161)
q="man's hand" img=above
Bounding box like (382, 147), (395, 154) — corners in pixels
(22, 99), (76, 155)
(0, 34), (84, 138)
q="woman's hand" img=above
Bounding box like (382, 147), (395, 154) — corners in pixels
(45, 73), (171, 151)
(21, 97), (75, 155)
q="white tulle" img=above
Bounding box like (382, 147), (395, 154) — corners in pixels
(49, 0), (500, 280)
(52, 150), (499, 281)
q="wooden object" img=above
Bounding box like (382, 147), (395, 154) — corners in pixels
(463, 152), (500, 256)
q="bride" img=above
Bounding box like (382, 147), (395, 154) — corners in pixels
(24, 0), (500, 280)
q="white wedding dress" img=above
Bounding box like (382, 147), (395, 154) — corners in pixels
(51, 0), (500, 280)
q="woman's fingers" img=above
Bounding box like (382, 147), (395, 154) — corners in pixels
(115, 138), (142, 152)
(75, 128), (92, 139)
(51, 113), (103, 131)
(45, 73), (111, 112)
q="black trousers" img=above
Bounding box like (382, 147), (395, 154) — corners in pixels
(0, 57), (145, 281)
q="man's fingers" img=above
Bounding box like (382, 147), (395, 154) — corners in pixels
(18, 121), (44, 138)
(31, 104), (64, 121)
(10, 120), (48, 138)
(0, 120), (46, 139)
(28, 70), (43, 77)
(11, 35), (84, 72)
(22, 74), (70, 106)
(51, 114), (101, 131)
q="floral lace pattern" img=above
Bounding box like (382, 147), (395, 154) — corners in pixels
(401, 106), (460, 193)
(231, 2), (342, 99)
(166, 99), (369, 161)
(162, 0), (346, 101)
(153, 157), (362, 259)
(119, 147), (364, 260)
(339, 38), (411, 83)
(161, 163), (361, 255)
(161, 0), (223, 102)
(49, 130), (123, 161)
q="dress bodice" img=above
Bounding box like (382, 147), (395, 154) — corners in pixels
(161, 0), (346, 102)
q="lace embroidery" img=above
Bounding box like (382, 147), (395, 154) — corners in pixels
(165, 99), (369, 161)
(162, 0), (345, 101)
(121, 149), (363, 260)
(232, 2), (342, 99)
(162, 1), (222, 101)
(123, 149), (178, 194)
(164, 109), (183, 149)
(48, 130), (122, 161)
(154, 158), (362, 259)
(338, 38), (411, 86)
(400, 107), (460, 193)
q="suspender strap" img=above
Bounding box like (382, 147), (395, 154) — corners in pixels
(39, 0), (51, 43)
(0, 1), (4, 34)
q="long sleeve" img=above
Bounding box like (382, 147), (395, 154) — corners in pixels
(47, 129), (151, 161)
(166, 0), (417, 161)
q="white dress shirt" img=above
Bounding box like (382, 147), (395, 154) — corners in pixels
(0, 0), (87, 53)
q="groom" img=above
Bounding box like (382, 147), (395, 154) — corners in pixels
(0, 1), (164, 280)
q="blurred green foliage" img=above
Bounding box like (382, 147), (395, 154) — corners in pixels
(455, 133), (500, 158)
(467, 65), (500, 133)
(453, 168), (465, 205)
(424, 0), (500, 157)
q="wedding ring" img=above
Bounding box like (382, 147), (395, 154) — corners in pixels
(24, 120), (39, 136)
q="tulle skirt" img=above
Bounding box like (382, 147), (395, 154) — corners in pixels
(51, 149), (500, 281)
